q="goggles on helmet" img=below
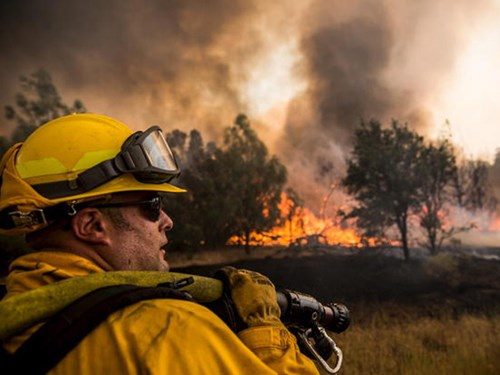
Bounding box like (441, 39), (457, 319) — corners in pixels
(31, 126), (180, 199)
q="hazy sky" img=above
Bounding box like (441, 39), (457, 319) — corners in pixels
(1, 0), (499, 191)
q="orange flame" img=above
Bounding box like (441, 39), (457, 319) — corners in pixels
(488, 215), (500, 231)
(228, 193), (377, 247)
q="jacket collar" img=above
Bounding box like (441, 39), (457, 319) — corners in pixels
(5, 251), (104, 299)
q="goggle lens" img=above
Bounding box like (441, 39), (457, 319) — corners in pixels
(31, 126), (182, 199)
(142, 130), (178, 172)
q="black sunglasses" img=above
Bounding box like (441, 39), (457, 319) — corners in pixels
(89, 196), (164, 222)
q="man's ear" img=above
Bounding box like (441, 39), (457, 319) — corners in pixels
(70, 208), (112, 246)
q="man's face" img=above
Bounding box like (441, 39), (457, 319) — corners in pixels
(104, 192), (173, 272)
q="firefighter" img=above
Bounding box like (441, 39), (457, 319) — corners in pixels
(0, 114), (319, 374)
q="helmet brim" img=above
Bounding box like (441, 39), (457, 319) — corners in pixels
(50, 174), (186, 204)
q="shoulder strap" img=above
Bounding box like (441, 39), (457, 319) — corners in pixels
(3, 283), (192, 375)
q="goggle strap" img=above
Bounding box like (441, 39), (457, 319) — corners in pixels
(77, 159), (121, 191)
(32, 160), (120, 199)
(29, 126), (179, 199)
(0, 202), (83, 229)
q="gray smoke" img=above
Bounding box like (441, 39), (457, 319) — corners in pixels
(0, 0), (289, 134)
(0, 0), (496, 211)
(280, 0), (495, 209)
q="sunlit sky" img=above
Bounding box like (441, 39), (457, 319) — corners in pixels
(431, 1), (500, 161)
(1, 1), (500, 163)
(243, 41), (306, 117)
(242, 0), (500, 162)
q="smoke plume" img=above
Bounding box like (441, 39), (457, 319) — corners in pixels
(279, 0), (494, 209)
(0, 0), (497, 213)
(0, 0), (296, 134)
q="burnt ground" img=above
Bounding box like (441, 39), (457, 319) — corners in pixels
(174, 250), (500, 322)
(2, 246), (499, 322)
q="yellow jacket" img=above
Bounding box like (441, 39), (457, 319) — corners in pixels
(2, 251), (319, 374)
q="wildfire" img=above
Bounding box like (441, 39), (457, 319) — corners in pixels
(488, 215), (500, 231)
(228, 193), (376, 248)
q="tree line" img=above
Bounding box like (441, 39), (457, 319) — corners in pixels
(164, 114), (288, 251)
(0, 70), (497, 272)
(0, 70), (289, 272)
(342, 120), (496, 260)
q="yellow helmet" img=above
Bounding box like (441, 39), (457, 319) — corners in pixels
(0, 113), (185, 235)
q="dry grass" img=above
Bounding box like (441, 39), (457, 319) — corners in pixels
(328, 312), (500, 375)
(175, 248), (500, 374)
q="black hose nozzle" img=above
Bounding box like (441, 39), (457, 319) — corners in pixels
(276, 289), (350, 333)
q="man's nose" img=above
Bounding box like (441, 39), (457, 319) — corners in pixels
(159, 209), (173, 231)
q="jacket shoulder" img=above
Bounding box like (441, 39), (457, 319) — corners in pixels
(51, 299), (275, 374)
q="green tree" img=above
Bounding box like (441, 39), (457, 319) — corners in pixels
(452, 151), (497, 212)
(2, 69), (86, 155)
(224, 114), (287, 251)
(166, 115), (288, 251)
(165, 129), (208, 250)
(342, 120), (425, 260)
(0, 70), (86, 276)
(463, 159), (495, 210)
(451, 159), (467, 207)
(417, 140), (460, 254)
